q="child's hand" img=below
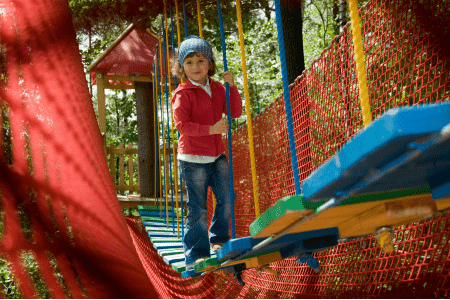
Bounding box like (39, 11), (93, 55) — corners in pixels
(209, 117), (229, 135)
(222, 71), (236, 87)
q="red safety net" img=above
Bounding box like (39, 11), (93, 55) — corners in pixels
(0, 1), (158, 298)
(1, 0), (450, 298)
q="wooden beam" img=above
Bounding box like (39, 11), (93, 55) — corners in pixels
(106, 147), (138, 155)
(118, 195), (185, 209)
(103, 74), (176, 90)
(104, 74), (154, 83)
(97, 73), (106, 133)
(104, 83), (135, 90)
(116, 185), (140, 192)
(104, 83), (177, 90)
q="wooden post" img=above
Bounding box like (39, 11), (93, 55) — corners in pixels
(109, 143), (115, 182)
(97, 73), (106, 134)
(128, 143), (134, 193)
(135, 81), (156, 198)
(119, 143), (125, 191)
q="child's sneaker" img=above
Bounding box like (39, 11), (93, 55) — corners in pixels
(210, 243), (224, 253)
(185, 257), (208, 270)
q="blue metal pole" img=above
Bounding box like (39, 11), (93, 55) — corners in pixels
(170, 6), (185, 239)
(153, 63), (160, 212)
(216, 0), (236, 239)
(156, 43), (167, 219)
(162, 17), (175, 232)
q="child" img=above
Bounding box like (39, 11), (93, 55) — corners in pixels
(171, 36), (243, 270)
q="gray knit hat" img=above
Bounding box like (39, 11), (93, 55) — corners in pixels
(178, 35), (213, 65)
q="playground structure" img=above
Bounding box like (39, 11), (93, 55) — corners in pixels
(86, 23), (184, 202)
(1, 0), (450, 298)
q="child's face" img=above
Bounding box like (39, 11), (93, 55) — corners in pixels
(183, 53), (209, 85)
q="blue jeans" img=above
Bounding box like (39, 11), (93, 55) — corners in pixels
(179, 154), (233, 266)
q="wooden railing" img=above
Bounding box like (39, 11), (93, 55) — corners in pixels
(106, 143), (140, 195)
(106, 142), (186, 198)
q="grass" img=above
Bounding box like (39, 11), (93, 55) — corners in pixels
(20, 251), (51, 299)
(0, 258), (21, 299)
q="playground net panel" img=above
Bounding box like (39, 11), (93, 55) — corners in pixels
(1, 0), (450, 298)
(0, 1), (158, 298)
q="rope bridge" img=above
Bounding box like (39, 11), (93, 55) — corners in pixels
(1, 0), (450, 298)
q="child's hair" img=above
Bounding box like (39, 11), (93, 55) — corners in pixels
(171, 52), (217, 80)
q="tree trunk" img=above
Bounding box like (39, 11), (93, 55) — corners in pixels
(279, 0), (306, 84)
(339, 0), (348, 33)
(135, 82), (156, 198)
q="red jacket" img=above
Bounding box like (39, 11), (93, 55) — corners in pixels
(171, 78), (243, 157)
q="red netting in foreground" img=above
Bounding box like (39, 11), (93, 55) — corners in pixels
(1, 0), (450, 298)
(0, 1), (158, 298)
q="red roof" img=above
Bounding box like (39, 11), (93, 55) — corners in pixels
(89, 24), (172, 78)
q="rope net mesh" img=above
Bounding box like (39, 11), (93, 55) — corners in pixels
(1, 0), (450, 298)
(0, 1), (158, 298)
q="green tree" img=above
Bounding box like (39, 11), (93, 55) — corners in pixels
(302, 0), (370, 67)
(105, 89), (139, 194)
(106, 89), (138, 145)
(214, 16), (283, 126)
(69, 0), (273, 40)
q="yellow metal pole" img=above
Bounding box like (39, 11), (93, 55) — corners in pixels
(175, 0), (182, 46)
(175, 0), (185, 85)
(348, 0), (372, 126)
(153, 73), (158, 204)
(164, 3), (172, 92)
(164, 0), (172, 229)
(165, 2), (181, 236)
(155, 57), (164, 216)
(158, 37), (169, 224)
(170, 102), (180, 236)
(196, 0), (203, 38)
(235, 0), (261, 218)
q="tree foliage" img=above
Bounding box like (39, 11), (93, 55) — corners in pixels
(303, 0), (344, 66)
(215, 16), (283, 125)
(302, 0), (370, 66)
(70, 0), (273, 37)
(106, 90), (138, 146)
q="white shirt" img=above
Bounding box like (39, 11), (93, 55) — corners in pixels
(188, 77), (212, 96)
